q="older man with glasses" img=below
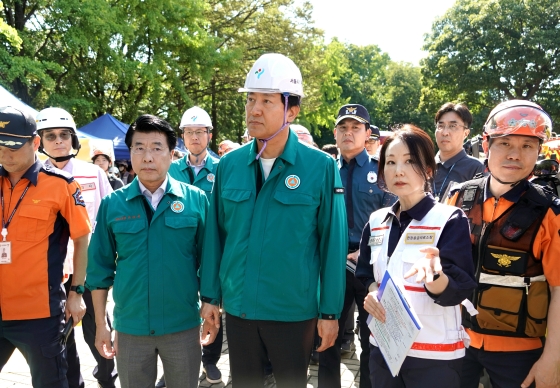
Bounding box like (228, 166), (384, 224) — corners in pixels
(87, 114), (213, 388)
(169, 106), (219, 198)
(433, 102), (485, 201)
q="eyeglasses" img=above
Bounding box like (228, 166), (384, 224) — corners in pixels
(435, 123), (468, 132)
(183, 130), (208, 138)
(130, 146), (168, 156)
(43, 131), (72, 142)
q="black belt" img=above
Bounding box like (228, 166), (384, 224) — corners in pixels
(348, 244), (359, 254)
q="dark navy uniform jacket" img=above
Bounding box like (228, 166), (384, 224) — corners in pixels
(338, 149), (395, 249)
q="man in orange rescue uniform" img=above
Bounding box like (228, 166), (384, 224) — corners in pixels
(0, 106), (91, 388)
(446, 100), (560, 388)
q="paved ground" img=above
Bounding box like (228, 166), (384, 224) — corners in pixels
(0, 314), (363, 388)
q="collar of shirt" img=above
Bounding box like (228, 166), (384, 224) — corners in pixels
(137, 176), (168, 210)
(482, 175), (529, 203)
(338, 148), (369, 169)
(0, 157), (42, 186)
(180, 152), (217, 172)
(44, 157), (74, 174)
(435, 149), (468, 168)
(246, 130), (298, 167)
(126, 174), (183, 201)
(187, 153), (208, 169)
(382, 193), (437, 224)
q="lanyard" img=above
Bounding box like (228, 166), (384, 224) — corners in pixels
(434, 163), (456, 199)
(1, 179), (32, 241)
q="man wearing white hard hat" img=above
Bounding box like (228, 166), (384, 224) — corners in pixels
(169, 106), (219, 197)
(36, 107), (117, 388)
(200, 53), (347, 387)
(167, 106), (222, 385)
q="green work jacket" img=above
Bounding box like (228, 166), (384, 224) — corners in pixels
(86, 176), (208, 336)
(169, 152), (219, 198)
(200, 131), (348, 321)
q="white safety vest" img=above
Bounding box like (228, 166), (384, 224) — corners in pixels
(368, 203), (469, 360)
(45, 158), (113, 277)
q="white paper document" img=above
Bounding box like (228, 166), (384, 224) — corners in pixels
(368, 271), (422, 377)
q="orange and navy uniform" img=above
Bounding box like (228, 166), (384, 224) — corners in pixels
(447, 178), (560, 352)
(0, 159), (91, 321)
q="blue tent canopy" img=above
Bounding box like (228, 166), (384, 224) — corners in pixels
(78, 114), (130, 160)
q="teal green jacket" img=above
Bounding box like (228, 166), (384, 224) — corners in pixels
(200, 131), (348, 321)
(168, 152), (219, 198)
(86, 175), (208, 336)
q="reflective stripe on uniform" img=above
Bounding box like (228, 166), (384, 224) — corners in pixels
(479, 273), (546, 287)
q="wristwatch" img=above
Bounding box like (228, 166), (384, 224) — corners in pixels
(70, 285), (85, 295)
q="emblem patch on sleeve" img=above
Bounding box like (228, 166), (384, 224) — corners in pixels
(73, 188), (86, 207)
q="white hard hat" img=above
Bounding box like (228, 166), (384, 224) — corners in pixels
(238, 53), (304, 98)
(179, 106), (213, 130)
(36, 107), (77, 132)
(90, 140), (115, 163)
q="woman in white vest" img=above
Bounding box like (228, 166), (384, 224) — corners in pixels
(356, 124), (476, 387)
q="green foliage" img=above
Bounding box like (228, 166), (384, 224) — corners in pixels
(0, 0), (434, 152)
(308, 40), (433, 146)
(422, 0), (560, 129)
(0, 1), (21, 49)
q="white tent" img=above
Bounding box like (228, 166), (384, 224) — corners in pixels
(0, 85), (39, 117)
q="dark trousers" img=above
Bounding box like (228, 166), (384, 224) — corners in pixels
(0, 312), (69, 388)
(370, 344), (462, 388)
(460, 345), (542, 388)
(64, 278), (117, 388)
(201, 314), (223, 365)
(319, 270), (371, 388)
(226, 313), (316, 388)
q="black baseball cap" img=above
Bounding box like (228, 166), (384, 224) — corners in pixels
(369, 125), (380, 140)
(0, 106), (37, 149)
(335, 104), (370, 127)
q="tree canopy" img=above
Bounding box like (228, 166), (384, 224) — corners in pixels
(3, 0), (560, 151)
(422, 0), (560, 130)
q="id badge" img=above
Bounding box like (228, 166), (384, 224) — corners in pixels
(0, 241), (11, 264)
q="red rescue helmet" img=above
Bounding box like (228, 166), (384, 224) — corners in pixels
(483, 100), (552, 153)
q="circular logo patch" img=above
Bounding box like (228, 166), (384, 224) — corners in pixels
(171, 201), (184, 213)
(367, 171), (377, 183)
(285, 175), (300, 190)
(207, 173), (215, 182)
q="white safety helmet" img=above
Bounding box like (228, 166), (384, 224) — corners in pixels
(179, 106), (213, 130)
(90, 140), (115, 164)
(238, 53), (304, 98)
(36, 107), (77, 132)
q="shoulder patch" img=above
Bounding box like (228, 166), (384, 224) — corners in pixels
(73, 187), (86, 207)
(334, 187), (345, 194)
(41, 164), (74, 184)
(447, 181), (465, 198)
